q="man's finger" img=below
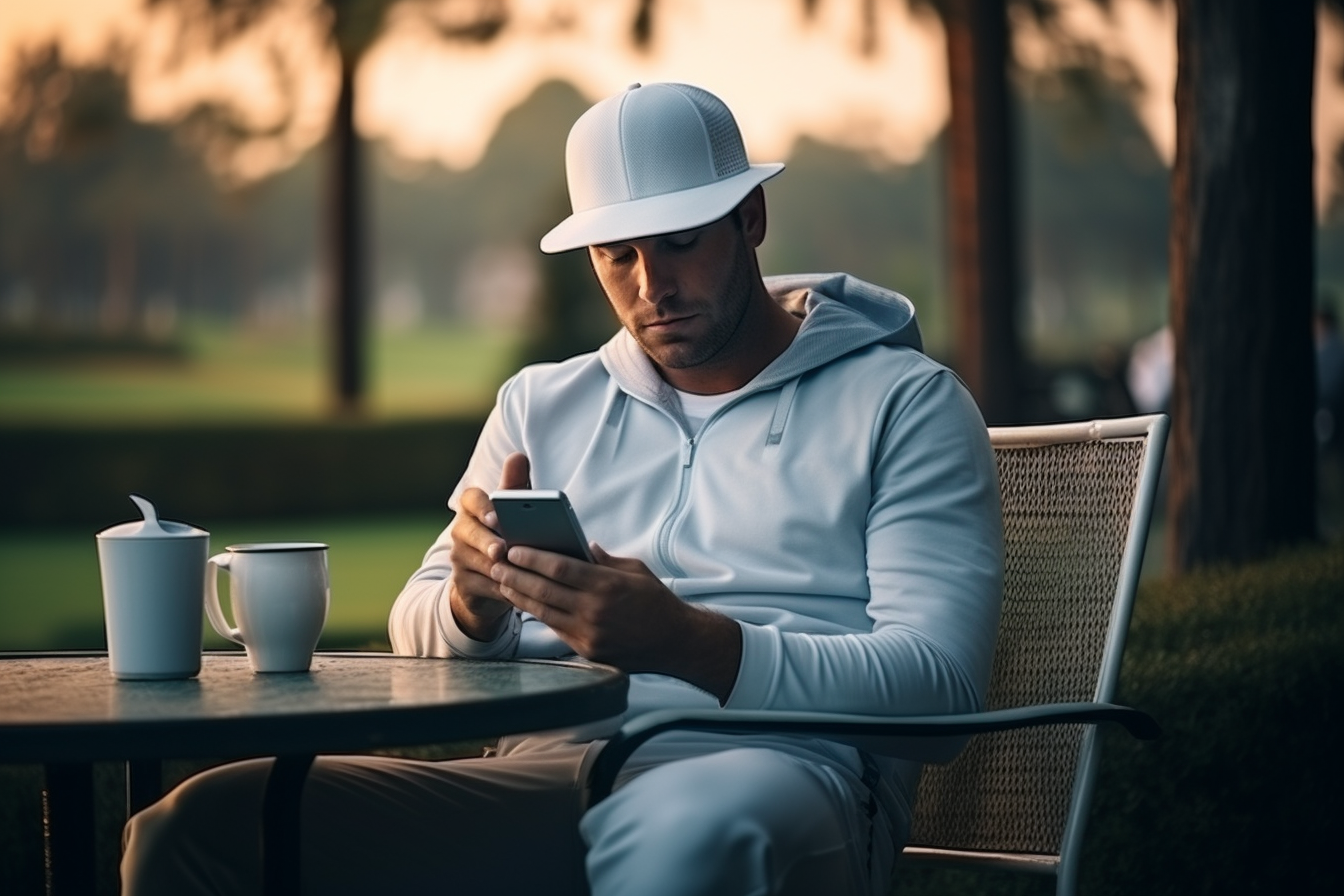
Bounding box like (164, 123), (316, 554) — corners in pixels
(589, 544), (651, 576)
(491, 557), (581, 611)
(459, 487), (497, 529)
(455, 516), (508, 564)
(451, 488), (507, 561)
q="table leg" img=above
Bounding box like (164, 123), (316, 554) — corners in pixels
(262, 754), (315, 896)
(126, 759), (163, 818)
(42, 762), (96, 896)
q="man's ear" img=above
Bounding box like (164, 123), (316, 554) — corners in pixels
(737, 186), (767, 248)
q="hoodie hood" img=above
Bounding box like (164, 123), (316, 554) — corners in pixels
(598, 272), (924, 407)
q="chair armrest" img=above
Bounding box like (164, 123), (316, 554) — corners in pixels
(584, 701), (1159, 807)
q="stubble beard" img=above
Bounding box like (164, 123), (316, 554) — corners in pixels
(623, 241), (756, 373)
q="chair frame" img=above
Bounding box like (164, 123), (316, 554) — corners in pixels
(585, 414), (1169, 896)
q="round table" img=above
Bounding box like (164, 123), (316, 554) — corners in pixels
(0, 651), (628, 762)
(0, 651), (628, 896)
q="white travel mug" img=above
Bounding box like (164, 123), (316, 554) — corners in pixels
(96, 496), (209, 681)
(205, 542), (330, 673)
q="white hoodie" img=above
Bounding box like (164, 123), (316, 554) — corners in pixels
(389, 272), (1003, 821)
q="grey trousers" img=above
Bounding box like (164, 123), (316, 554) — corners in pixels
(121, 733), (896, 896)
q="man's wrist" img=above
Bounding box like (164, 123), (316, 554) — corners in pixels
(668, 608), (743, 705)
(436, 587), (520, 658)
(450, 588), (512, 642)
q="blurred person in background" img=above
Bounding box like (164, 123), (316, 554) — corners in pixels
(1315, 298), (1344, 451)
(1126, 324), (1173, 416)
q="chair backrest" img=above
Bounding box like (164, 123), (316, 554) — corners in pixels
(901, 414), (1168, 894)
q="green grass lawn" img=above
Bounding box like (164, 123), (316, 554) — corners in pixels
(0, 321), (522, 423)
(0, 512), (453, 652)
(0, 321), (510, 649)
(0, 319), (511, 649)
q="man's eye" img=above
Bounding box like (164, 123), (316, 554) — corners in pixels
(667, 234), (699, 250)
(601, 248), (634, 264)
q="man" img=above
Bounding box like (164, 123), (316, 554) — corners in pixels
(123, 82), (1002, 896)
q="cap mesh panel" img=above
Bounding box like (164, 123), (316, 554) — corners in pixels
(676, 84), (748, 177)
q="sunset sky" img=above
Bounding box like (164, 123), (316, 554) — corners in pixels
(1, 0), (1341, 210)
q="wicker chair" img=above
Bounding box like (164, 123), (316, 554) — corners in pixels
(585, 413), (1169, 896)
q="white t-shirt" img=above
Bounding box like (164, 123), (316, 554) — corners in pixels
(676, 386), (748, 430)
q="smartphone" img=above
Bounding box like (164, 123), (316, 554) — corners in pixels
(489, 489), (594, 562)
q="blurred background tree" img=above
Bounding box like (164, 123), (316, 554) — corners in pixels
(143, 0), (511, 413)
(0, 41), (232, 340)
(1165, 0), (1344, 570)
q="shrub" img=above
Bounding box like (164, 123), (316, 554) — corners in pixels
(896, 538), (1344, 895)
(1080, 540), (1344, 896)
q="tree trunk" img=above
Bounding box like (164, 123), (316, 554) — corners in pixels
(100, 221), (137, 335)
(943, 0), (1024, 424)
(1167, 0), (1318, 570)
(328, 57), (366, 413)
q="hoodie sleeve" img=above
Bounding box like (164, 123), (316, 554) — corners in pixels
(388, 390), (523, 659)
(723, 369), (1004, 741)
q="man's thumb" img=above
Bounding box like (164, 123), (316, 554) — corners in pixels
(500, 452), (532, 490)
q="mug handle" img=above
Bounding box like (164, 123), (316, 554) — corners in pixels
(204, 552), (246, 646)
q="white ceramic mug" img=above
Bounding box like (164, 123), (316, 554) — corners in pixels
(97, 497), (209, 681)
(205, 543), (329, 673)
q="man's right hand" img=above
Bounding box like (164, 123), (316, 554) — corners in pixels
(446, 452), (531, 642)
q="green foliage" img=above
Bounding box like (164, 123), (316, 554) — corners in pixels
(0, 416), (489, 528)
(0, 42), (237, 332)
(5, 42), (1340, 368)
(760, 136), (949, 348)
(1019, 66), (1172, 348)
(895, 538), (1344, 895)
(0, 322), (523, 529)
(1081, 542), (1344, 896)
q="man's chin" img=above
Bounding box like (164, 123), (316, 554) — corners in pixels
(639, 343), (704, 372)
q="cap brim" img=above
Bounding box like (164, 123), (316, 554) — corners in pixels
(539, 163), (784, 254)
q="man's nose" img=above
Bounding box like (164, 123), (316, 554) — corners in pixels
(636, 252), (675, 305)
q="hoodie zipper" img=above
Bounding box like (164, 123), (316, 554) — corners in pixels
(652, 374), (799, 576)
(654, 434), (696, 577)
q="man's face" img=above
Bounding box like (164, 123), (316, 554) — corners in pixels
(588, 206), (761, 385)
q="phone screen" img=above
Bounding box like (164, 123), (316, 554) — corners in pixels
(489, 489), (594, 562)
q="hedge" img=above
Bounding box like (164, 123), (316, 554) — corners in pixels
(0, 417), (487, 528)
(897, 538), (1344, 895)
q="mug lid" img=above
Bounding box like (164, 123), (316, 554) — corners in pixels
(97, 496), (207, 539)
(97, 518), (208, 539)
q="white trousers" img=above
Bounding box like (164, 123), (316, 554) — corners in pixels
(121, 734), (897, 896)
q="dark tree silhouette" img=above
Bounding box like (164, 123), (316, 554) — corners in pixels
(1165, 0), (1336, 569)
(145, 0), (509, 413)
(941, 0), (1025, 424)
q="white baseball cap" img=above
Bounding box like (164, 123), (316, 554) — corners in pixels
(539, 83), (785, 254)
